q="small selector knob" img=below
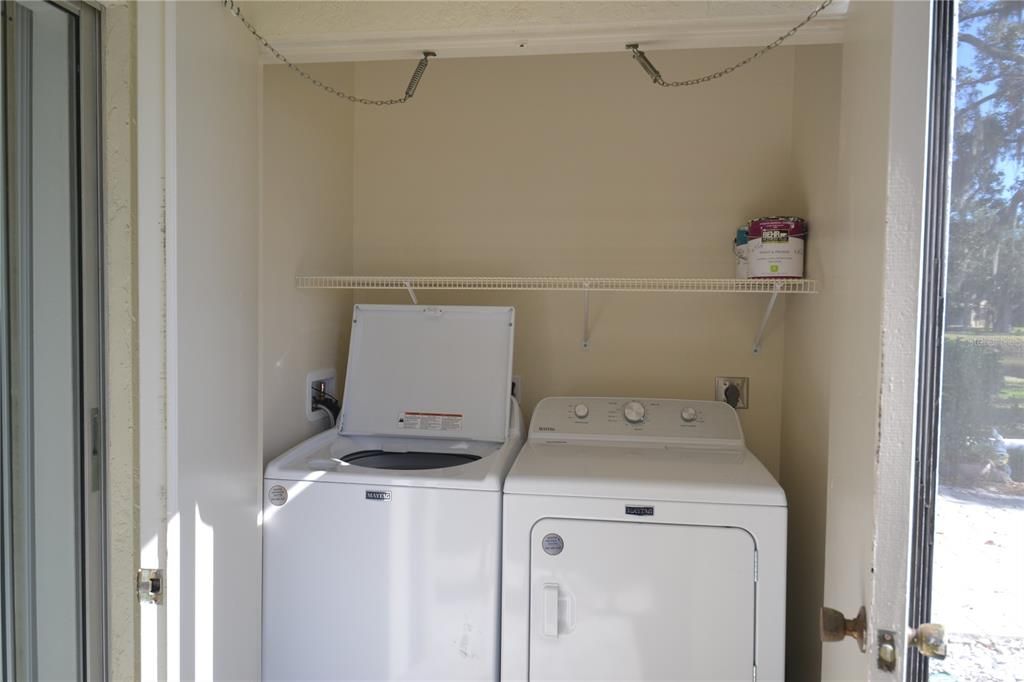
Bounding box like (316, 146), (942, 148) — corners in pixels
(681, 407), (698, 423)
(623, 401), (646, 424)
(573, 403), (589, 419)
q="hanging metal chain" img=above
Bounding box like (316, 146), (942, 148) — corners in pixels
(222, 0), (434, 106)
(628, 0), (834, 87)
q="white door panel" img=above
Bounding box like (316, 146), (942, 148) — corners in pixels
(529, 518), (755, 681)
(819, 1), (931, 679)
(136, 1), (262, 679)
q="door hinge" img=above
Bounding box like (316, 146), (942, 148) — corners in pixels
(138, 568), (164, 604)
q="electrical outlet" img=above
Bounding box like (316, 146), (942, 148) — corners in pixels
(306, 368), (337, 422)
(715, 376), (749, 409)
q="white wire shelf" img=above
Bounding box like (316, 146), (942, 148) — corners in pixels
(295, 275), (817, 294)
(297, 275), (816, 354)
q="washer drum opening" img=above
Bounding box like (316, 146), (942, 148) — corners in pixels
(337, 450), (481, 470)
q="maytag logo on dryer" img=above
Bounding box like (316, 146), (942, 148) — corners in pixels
(625, 505), (654, 516)
(365, 490), (392, 501)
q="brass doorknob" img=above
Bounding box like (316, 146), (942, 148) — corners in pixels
(820, 606), (867, 652)
(909, 623), (947, 660)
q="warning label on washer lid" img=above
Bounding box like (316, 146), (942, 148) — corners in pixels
(398, 411), (464, 432)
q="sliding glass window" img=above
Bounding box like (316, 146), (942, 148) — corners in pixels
(0, 1), (105, 680)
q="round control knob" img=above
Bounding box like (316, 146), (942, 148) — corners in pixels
(573, 403), (589, 419)
(623, 401), (646, 424)
(681, 407), (698, 423)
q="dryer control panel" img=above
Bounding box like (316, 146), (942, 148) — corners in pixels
(528, 397), (744, 445)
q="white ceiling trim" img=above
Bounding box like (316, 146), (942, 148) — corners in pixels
(259, 9), (847, 64)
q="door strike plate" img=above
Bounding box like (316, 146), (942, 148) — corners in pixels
(138, 568), (164, 604)
(877, 629), (897, 672)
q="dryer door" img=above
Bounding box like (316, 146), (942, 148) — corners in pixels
(529, 518), (756, 681)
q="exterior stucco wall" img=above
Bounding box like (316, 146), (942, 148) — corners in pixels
(101, 2), (138, 680)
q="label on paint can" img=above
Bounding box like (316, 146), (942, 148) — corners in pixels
(747, 216), (807, 278)
(268, 484), (288, 506)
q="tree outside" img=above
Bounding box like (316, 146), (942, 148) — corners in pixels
(932, 3), (1024, 680)
(941, 0), (1024, 489)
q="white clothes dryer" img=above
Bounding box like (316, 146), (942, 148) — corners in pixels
(262, 305), (524, 682)
(501, 397), (787, 682)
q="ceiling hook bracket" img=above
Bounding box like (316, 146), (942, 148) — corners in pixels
(626, 43), (664, 84)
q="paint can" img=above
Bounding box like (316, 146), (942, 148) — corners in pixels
(734, 228), (749, 279)
(746, 216), (807, 278)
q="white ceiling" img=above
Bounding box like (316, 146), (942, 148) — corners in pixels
(244, 1), (849, 63)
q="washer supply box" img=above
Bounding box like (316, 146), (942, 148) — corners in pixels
(746, 216), (807, 278)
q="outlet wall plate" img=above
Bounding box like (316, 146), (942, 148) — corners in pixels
(306, 368), (337, 422)
(714, 376), (749, 409)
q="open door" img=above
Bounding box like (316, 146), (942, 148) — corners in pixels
(820, 1), (1024, 679)
(909, 2), (1024, 680)
(136, 1), (262, 679)
(818, 0), (944, 679)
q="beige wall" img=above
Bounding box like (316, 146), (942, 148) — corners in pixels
(348, 47), (809, 476)
(780, 43), (842, 681)
(258, 44), (853, 676)
(261, 63), (356, 460)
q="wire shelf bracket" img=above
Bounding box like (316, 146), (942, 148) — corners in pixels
(582, 286), (592, 350)
(403, 280), (418, 304)
(752, 282), (783, 355)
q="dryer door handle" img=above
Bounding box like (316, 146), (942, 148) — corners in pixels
(543, 583), (560, 638)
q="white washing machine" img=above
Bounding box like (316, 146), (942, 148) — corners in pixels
(501, 397), (787, 682)
(262, 305), (524, 681)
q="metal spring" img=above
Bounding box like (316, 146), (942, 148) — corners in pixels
(627, 0), (833, 88)
(405, 52), (436, 100)
(223, 0), (434, 106)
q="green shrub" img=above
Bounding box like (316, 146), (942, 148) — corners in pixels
(940, 338), (1004, 478)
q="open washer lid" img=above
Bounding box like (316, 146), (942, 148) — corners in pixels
(339, 304), (515, 443)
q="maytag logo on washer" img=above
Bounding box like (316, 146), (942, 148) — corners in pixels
(625, 505), (654, 516)
(365, 490), (392, 501)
